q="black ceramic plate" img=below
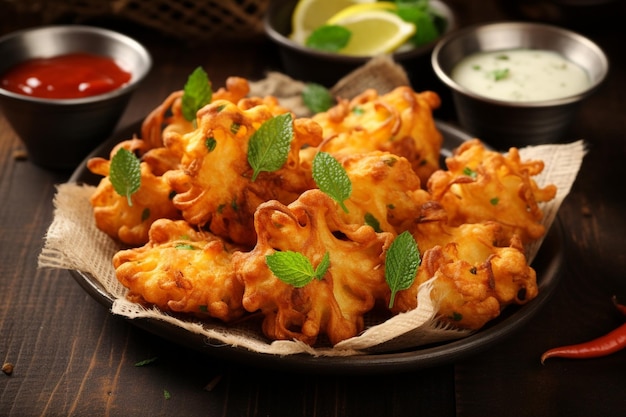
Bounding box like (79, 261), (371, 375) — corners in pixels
(68, 120), (564, 375)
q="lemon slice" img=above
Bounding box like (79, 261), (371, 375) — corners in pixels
(326, 9), (416, 56)
(326, 1), (397, 24)
(289, 0), (375, 44)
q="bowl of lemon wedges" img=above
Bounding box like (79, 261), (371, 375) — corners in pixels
(264, 0), (457, 87)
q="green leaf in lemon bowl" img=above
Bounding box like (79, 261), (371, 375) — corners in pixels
(306, 25), (351, 52)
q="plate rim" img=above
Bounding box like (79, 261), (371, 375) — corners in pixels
(67, 119), (564, 374)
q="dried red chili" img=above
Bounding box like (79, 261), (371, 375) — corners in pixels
(541, 296), (626, 363)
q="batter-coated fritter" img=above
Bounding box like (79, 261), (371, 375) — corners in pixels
(427, 139), (557, 246)
(311, 86), (443, 184)
(141, 76), (251, 149)
(163, 99), (322, 246)
(394, 216), (538, 330)
(88, 139), (181, 246)
(113, 218), (246, 322)
(232, 189), (394, 346)
(336, 151), (431, 234)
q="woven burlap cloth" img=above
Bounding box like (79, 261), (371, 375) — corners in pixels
(38, 56), (586, 357)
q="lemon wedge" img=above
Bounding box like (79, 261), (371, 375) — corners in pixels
(326, 9), (416, 56)
(289, 0), (375, 44)
(326, 1), (397, 24)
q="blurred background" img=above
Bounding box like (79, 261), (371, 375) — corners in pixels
(1, 0), (625, 40)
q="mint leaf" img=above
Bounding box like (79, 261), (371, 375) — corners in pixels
(182, 67), (212, 121)
(134, 357), (158, 367)
(302, 83), (334, 113)
(490, 68), (510, 81)
(248, 113), (293, 181)
(364, 212), (382, 233)
(266, 251), (330, 287)
(109, 148), (141, 206)
(306, 25), (351, 52)
(385, 231), (420, 308)
(312, 152), (352, 213)
(396, 1), (443, 47)
(314, 252), (330, 279)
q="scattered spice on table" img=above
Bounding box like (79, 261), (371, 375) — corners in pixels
(2, 362), (14, 376)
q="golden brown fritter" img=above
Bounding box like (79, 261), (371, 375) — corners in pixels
(311, 86), (443, 184)
(394, 218), (538, 330)
(141, 76), (252, 149)
(113, 218), (246, 322)
(163, 99), (322, 246)
(427, 139), (557, 246)
(335, 151), (432, 234)
(232, 189), (394, 346)
(87, 139), (181, 246)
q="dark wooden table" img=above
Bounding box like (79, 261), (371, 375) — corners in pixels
(2, 1), (626, 416)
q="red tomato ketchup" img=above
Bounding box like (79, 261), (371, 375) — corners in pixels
(0, 52), (132, 99)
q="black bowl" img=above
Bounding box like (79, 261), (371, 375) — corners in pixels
(264, 0), (457, 90)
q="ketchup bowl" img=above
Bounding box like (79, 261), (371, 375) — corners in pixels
(0, 25), (151, 170)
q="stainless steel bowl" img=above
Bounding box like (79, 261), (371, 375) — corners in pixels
(0, 25), (152, 169)
(432, 21), (609, 149)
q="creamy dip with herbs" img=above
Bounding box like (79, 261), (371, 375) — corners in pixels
(451, 49), (590, 102)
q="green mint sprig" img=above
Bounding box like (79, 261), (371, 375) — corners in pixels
(182, 67), (212, 121)
(247, 113), (294, 181)
(302, 83), (334, 113)
(266, 251), (330, 287)
(312, 151), (352, 213)
(490, 68), (510, 81)
(109, 148), (141, 206)
(385, 231), (421, 308)
(306, 25), (351, 52)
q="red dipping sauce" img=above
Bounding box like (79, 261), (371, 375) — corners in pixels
(0, 52), (132, 99)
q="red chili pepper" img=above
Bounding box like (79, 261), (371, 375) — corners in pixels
(541, 296), (626, 364)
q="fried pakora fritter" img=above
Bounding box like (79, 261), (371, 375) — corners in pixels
(311, 86), (443, 184)
(232, 189), (394, 346)
(163, 99), (322, 246)
(141, 76), (252, 149)
(394, 217), (538, 330)
(88, 139), (181, 246)
(427, 139), (557, 246)
(335, 151), (431, 234)
(87, 75), (560, 348)
(113, 218), (246, 322)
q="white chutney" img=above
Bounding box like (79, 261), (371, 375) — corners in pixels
(450, 49), (590, 102)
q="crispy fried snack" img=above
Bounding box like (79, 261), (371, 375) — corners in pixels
(87, 138), (181, 246)
(163, 99), (322, 246)
(141, 76), (251, 149)
(311, 86), (443, 184)
(232, 189), (394, 346)
(394, 215), (538, 330)
(427, 139), (557, 246)
(335, 151), (431, 234)
(113, 218), (246, 322)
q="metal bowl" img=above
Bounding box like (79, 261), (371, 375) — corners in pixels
(264, 0), (457, 89)
(431, 21), (608, 149)
(0, 25), (152, 170)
